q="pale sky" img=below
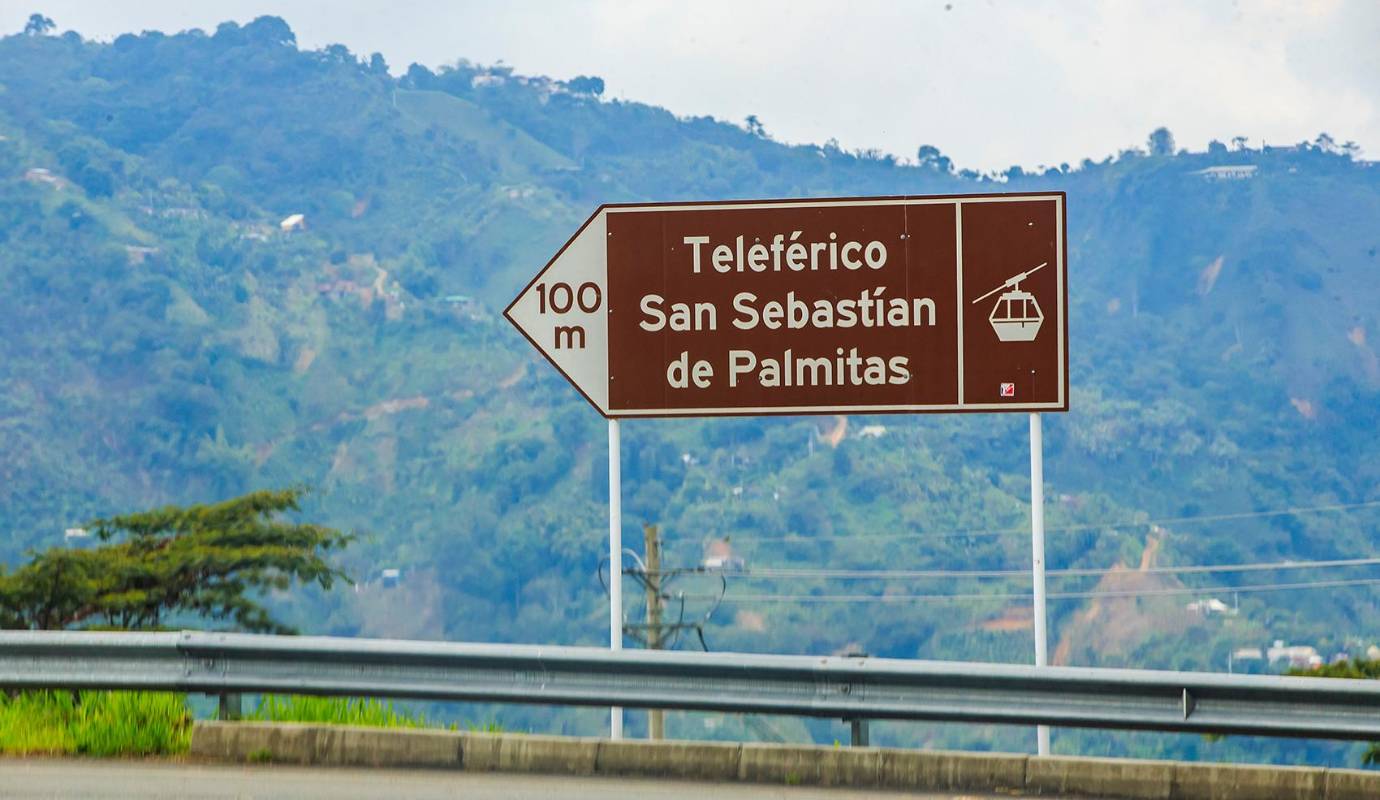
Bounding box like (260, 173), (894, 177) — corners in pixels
(5, 1), (1377, 171)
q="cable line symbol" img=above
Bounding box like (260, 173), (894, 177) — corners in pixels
(972, 262), (1047, 342)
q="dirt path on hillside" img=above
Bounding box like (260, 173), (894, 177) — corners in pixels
(821, 416), (847, 447)
(1051, 532), (1161, 666)
(498, 362), (527, 389)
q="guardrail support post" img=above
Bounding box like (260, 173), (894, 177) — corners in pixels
(842, 650), (871, 747)
(849, 718), (870, 747)
(218, 692), (243, 721)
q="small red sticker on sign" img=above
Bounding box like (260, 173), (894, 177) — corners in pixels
(1000, 383), (1016, 397)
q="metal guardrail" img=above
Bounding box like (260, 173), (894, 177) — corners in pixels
(2, 630), (1378, 740)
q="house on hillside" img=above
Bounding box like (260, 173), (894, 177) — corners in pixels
(237, 222), (274, 242)
(442, 294), (489, 322)
(1267, 640), (1323, 670)
(1229, 647), (1263, 673)
(24, 167), (62, 187)
(1186, 597), (1235, 617)
(1193, 165), (1257, 181)
(857, 424), (887, 439)
(318, 279), (365, 301)
(702, 538), (745, 571)
(279, 213), (306, 232)
(124, 245), (161, 265)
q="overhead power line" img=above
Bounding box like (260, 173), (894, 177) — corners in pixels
(691, 499), (1380, 547)
(710, 576), (1380, 605)
(675, 556), (1380, 581)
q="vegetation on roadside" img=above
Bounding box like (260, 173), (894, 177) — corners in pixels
(0, 691), (466, 757)
(246, 694), (432, 728)
(1292, 659), (1380, 681)
(0, 691), (192, 756)
(247, 695), (505, 733)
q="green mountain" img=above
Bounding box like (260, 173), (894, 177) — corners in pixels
(1, 16), (1378, 762)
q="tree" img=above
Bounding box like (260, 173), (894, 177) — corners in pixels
(0, 488), (352, 633)
(1147, 127), (1175, 156)
(243, 15), (295, 47)
(322, 43), (353, 64)
(567, 75), (604, 96)
(403, 63), (436, 89)
(75, 164), (115, 197)
(916, 144), (953, 173)
(23, 13), (55, 36)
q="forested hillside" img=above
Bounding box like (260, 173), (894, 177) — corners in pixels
(2, 16), (1379, 762)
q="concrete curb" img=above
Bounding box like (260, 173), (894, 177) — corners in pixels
(191, 722), (1380, 799)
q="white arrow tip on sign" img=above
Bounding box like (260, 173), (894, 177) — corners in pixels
(505, 210), (610, 414)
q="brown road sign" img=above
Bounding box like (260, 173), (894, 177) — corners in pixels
(504, 192), (1067, 418)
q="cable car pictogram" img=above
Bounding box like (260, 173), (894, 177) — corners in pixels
(971, 262), (1047, 342)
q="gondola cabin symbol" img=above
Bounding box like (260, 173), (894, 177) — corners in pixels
(971, 262), (1047, 342)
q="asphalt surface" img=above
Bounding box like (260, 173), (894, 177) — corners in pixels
(0, 758), (1020, 799)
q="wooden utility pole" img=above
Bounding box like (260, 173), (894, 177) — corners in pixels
(643, 523), (665, 740)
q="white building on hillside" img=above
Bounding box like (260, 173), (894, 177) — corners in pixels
(1193, 165), (1258, 181)
(1267, 640), (1323, 669)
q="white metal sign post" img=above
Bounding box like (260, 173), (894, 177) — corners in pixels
(1030, 413), (1049, 755)
(608, 418), (623, 740)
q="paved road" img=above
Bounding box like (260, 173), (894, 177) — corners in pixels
(0, 758), (1023, 799)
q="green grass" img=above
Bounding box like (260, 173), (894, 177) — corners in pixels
(246, 695), (432, 728)
(0, 691), (192, 756)
(466, 719), (506, 734)
(247, 747), (274, 763)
